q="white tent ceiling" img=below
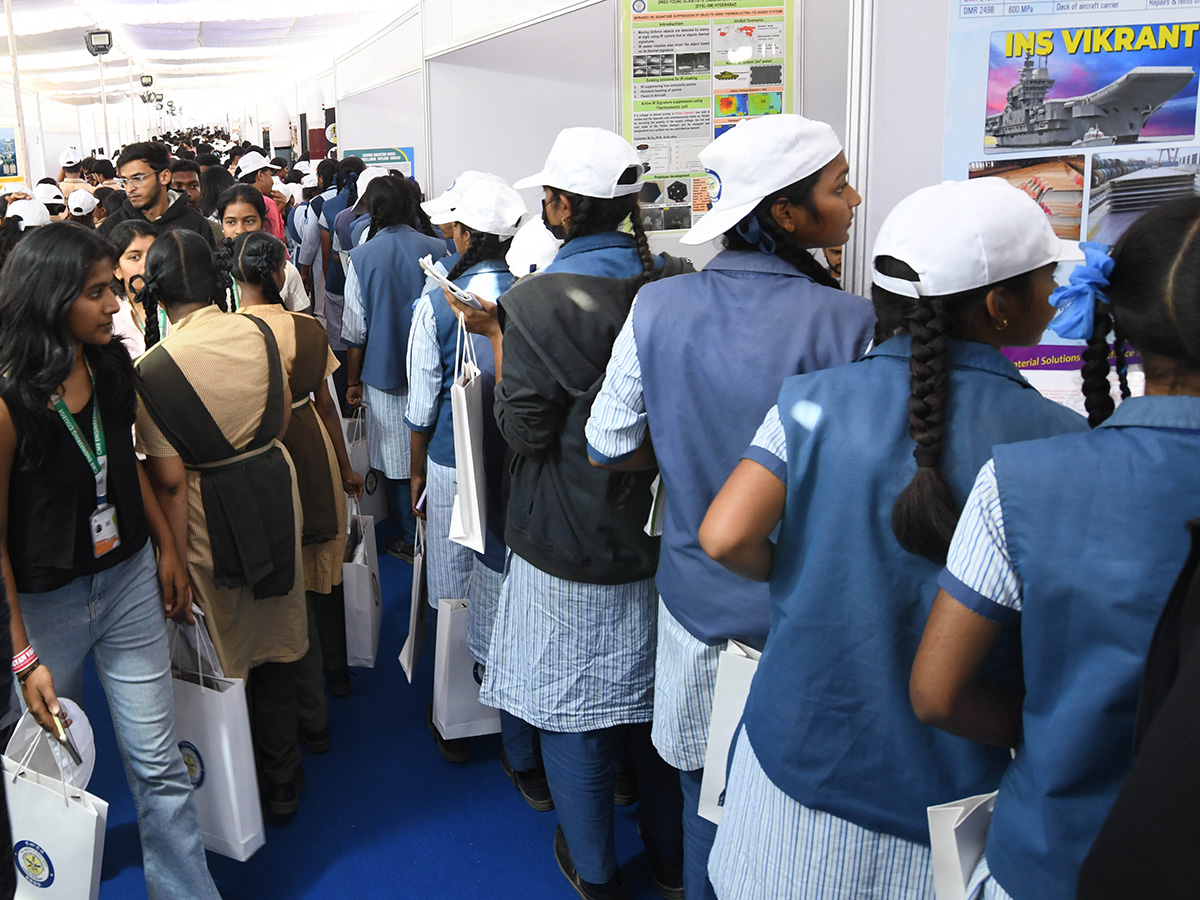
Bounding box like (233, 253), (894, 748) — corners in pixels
(0, 0), (415, 116)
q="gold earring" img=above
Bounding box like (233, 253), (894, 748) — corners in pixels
(994, 318), (1008, 331)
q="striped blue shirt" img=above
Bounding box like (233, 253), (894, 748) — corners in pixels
(341, 260), (366, 347)
(745, 404), (788, 482)
(585, 298), (646, 463)
(405, 293), (441, 430)
(941, 460), (1022, 620)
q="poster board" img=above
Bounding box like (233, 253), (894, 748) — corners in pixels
(0, 128), (19, 182)
(942, 5), (1188, 410)
(345, 147), (416, 177)
(619, 0), (794, 236)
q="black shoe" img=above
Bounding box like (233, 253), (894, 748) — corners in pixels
(647, 854), (684, 900)
(300, 725), (331, 754)
(426, 703), (470, 764)
(325, 666), (351, 698)
(385, 536), (414, 562)
(613, 769), (639, 807)
(554, 826), (627, 900)
(500, 751), (554, 811)
(264, 767), (304, 820)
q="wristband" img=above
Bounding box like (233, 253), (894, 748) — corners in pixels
(16, 660), (41, 684)
(12, 645), (36, 674)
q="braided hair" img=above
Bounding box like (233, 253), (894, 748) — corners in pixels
(874, 256), (1035, 563)
(447, 227), (511, 281)
(335, 157), (366, 205)
(365, 176), (422, 241)
(548, 165), (659, 290)
(216, 231), (287, 306)
(136, 229), (227, 347)
(406, 179), (438, 237)
(721, 167), (842, 291)
(1088, 197), (1200, 424)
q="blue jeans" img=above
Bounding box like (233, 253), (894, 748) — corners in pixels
(500, 709), (540, 772)
(18, 541), (221, 900)
(540, 722), (683, 884)
(681, 768), (718, 900)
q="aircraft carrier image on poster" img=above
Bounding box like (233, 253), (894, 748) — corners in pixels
(985, 54), (1196, 150)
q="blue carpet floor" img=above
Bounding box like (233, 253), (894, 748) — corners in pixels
(82, 519), (666, 899)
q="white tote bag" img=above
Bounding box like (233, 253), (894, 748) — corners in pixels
(432, 597), (501, 740)
(698, 640), (762, 825)
(399, 517), (430, 683)
(447, 315), (488, 553)
(347, 408), (388, 522)
(4, 730), (108, 899)
(169, 613), (265, 861)
(343, 498), (382, 668)
(928, 791), (997, 900)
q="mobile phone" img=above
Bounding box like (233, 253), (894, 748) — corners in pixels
(419, 255), (484, 310)
(51, 711), (83, 766)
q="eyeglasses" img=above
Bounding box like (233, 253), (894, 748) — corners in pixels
(116, 172), (155, 188)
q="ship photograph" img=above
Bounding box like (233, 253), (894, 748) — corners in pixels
(984, 28), (1200, 152)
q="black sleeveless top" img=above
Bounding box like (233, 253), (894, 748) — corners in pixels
(6, 386), (148, 593)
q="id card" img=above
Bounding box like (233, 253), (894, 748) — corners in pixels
(90, 504), (120, 558)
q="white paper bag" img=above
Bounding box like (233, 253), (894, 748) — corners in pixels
(5, 736), (108, 899)
(169, 614), (264, 861)
(432, 597), (500, 740)
(347, 408), (388, 522)
(344, 499), (382, 667)
(399, 517), (430, 683)
(928, 791), (997, 900)
(327, 373), (350, 448)
(698, 640), (761, 825)
(447, 316), (487, 553)
(645, 475), (666, 537)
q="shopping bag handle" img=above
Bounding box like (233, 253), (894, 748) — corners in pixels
(168, 606), (221, 691)
(10, 717), (73, 803)
(454, 312), (479, 382)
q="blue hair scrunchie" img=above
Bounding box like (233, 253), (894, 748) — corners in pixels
(1048, 241), (1114, 340)
(735, 214), (777, 256)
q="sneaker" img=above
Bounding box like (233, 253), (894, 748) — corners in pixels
(500, 751), (554, 811)
(613, 769), (639, 807)
(384, 536), (414, 562)
(300, 725), (331, 754)
(554, 826), (627, 900)
(324, 666), (351, 697)
(647, 855), (684, 900)
(264, 767), (304, 820)
(426, 703), (470, 764)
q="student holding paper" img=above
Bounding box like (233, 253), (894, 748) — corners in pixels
(910, 199), (1200, 900)
(0, 223), (221, 899)
(585, 115), (875, 900)
(699, 179), (1086, 897)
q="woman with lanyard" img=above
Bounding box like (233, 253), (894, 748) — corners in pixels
(0, 223), (221, 899)
(449, 127), (690, 900)
(584, 115), (876, 900)
(405, 178), (546, 784)
(222, 229), (364, 731)
(699, 179), (1087, 897)
(218, 185), (310, 313)
(910, 200), (1200, 900)
(134, 229), (309, 819)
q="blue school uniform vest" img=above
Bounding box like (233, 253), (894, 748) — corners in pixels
(541, 231), (649, 279)
(984, 396), (1200, 900)
(321, 186), (352, 294)
(743, 337), (1087, 844)
(347, 224), (448, 391)
(632, 250), (874, 647)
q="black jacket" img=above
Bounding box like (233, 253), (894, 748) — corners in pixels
(494, 254), (692, 584)
(99, 191), (216, 247)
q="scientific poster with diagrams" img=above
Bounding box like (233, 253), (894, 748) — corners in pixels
(944, 6), (1199, 410)
(620, 0), (793, 232)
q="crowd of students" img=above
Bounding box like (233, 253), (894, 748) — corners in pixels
(0, 113), (1193, 900)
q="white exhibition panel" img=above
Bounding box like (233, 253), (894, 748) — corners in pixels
(335, 10), (422, 101)
(422, 0), (601, 57)
(337, 72), (427, 186)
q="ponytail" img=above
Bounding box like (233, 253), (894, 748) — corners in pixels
(1081, 300), (1126, 427)
(132, 272), (164, 347)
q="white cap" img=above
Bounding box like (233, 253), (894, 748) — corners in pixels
(506, 216), (563, 276)
(33, 183), (64, 206)
(59, 147), (81, 168)
(0, 182), (30, 197)
(452, 179), (526, 238)
(234, 150), (280, 180)
(301, 172), (318, 188)
(6, 199), (50, 229)
(293, 160), (314, 177)
(421, 171), (505, 225)
(514, 127), (643, 199)
(872, 178), (1084, 298)
(68, 189), (98, 215)
(352, 167), (390, 214)
(680, 115), (843, 246)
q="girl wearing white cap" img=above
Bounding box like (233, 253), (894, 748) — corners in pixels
(450, 126), (689, 900)
(584, 114), (874, 900)
(405, 178), (542, 776)
(699, 178), (1088, 897)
